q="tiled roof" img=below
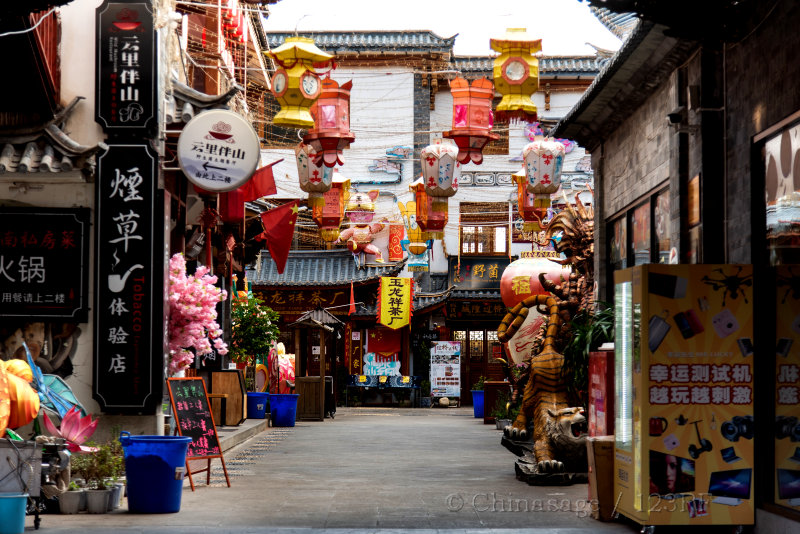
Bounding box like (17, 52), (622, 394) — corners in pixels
(589, 7), (640, 40)
(265, 31), (456, 54)
(350, 288), (450, 319)
(248, 249), (406, 287)
(166, 79), (242, 125)
(453, 56), (608, 77)
(288, 307), (344, 329)
(0, 97), (106, 176)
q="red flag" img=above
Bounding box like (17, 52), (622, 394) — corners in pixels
(349, 282), (356, 315)
(239, 159), (282, 202)
(257, 200), (299, 274)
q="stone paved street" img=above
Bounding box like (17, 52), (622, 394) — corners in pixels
(28, 407), (642, 534)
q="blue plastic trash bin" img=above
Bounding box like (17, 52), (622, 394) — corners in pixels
(270, 393), (299, 427)
(120, 432), (192, 513)
(247, 392), (269, 419)
(471, 390), (484, 418)
(0, 493), (27, 534)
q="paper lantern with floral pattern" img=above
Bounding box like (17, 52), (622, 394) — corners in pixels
(312, 170), (350, 242)
(296, 142), (335, 208)
(410, 177), (448, 239)
(421, 141), (461, 198)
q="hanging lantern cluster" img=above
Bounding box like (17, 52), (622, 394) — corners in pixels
(302, 78), (355, 167)
(312, 170), (350, 243)
(515, 138), (565, 231)
(412, 140), (461, 240)
(267, 36), (333, 129)
(490, 28), (541, 122)
(443, 77), (498, 165)
(222, 1), (247, 44)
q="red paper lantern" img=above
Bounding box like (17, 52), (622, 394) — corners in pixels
(410, 177), (448, 239)
(312, 171), (350, 242)
(302, 78), (355, 168)
(443, 77), (498, 165)
(499, 254), (571, 309)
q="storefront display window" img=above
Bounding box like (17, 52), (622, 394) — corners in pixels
(632, 202), (651, 266)
(654, 190), (670, 263)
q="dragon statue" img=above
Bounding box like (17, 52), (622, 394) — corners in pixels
(497, 193), (595, 484)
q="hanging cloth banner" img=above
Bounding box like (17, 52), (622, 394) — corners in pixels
(377, 277), (413, 329)
(368, 328), (402, 355)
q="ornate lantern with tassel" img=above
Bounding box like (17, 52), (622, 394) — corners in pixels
(303, 78), (355, 168)
(443, 77), (498, 165)
(296, 142), (334, 208)
(410, 177), (448, 239)
(516, 138), (565, 231)
(312, 170), (350, 243)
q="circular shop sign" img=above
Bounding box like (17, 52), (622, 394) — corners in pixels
(177, 109), (261, 192)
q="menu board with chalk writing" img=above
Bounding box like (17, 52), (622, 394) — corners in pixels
(166, 377), (221, 458)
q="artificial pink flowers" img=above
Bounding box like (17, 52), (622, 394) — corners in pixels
(42, 406), (99, 453)
(167, 253), (228, 374)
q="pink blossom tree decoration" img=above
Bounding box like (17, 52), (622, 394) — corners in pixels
(167, 253), (228, 375)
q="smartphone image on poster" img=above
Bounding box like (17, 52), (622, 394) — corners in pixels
(737, 338), (754, 358)
(777, 337), (793, 358)
(649, 315), (671, 352)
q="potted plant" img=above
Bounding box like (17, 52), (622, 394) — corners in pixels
(70, 440), (116, 513)
(58, 480), (84, 514)
(230, 291), (280, 418)
(471, 376), (487, 418)
(419, 380), (431, 408)
(490, 392), (512, 430)
(562, 303), (615, 409)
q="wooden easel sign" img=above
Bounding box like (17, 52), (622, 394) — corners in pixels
(166, 377), (230, 490)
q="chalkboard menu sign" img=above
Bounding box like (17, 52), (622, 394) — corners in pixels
(167, 378), (220, 456)
(166, 377), (230, 489)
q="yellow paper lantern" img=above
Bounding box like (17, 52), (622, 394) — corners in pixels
(267, 37), (334, 129)
(490, 28), (541, 122)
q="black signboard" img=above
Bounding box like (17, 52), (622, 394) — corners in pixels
(166, 378), (221, 458)
(0, 208), (90, 321)
(166, 377), (230, 489)
(94, 143), (164, 413)
(95, 0), (157, 135)
(448, 256), (510, 290)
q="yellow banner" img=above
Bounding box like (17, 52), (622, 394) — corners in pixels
(378, 277), (412, 329)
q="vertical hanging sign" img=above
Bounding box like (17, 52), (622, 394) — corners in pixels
(377, 277), (413, 329)
(95, 0), (157, 135)
(94, 144), (164, 413)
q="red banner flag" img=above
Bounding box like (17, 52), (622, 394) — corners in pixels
(349, 282), (356, 315)
(368, 328), (401, 354)
(240, 159), (282, 202)
(257, 200), (299, 274)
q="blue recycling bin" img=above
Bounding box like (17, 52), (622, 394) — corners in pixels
(247, 392), (269, 419)
(0, 493), (27, 534)
(120, 432), (192, 513)
(270, 393), (298, 427)
(471, 390), (484, 418)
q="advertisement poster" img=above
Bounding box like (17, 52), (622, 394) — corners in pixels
(615, 265), (754, 526)
(430, 341), (461, 398)
(774, 266), (800, 512)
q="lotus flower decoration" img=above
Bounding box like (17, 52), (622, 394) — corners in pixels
(43, 406), (99, 453)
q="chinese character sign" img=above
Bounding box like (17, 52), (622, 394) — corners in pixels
(377, 277), (412, 330)
(774, 266), (800, 513)
(0, 208), (90, 320)
(638, 265), (754, 525)
(94, 144), (163, 412)
(430, 341), (461, 398)
(95, 0), (157, 134)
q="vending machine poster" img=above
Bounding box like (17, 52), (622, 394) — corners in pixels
(430, 341), (461, 398)
(774, 266), (800, 512)
(644, 264), (754, 525)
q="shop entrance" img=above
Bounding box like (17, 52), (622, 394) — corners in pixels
(452, 328), (504, 403)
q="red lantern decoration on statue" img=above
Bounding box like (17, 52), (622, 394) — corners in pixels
(410, 177), (448, 239)
(302, 78), (355, 168)
(499, 253), (571, 309)
(443, 77), (498, 165)
(312, 170), (350, 242)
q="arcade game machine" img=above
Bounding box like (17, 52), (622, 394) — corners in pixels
(613, 264), (754, 532)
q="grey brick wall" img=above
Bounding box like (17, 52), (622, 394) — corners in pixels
(413, 73), (430, 178)
(724, 0), (800, 263)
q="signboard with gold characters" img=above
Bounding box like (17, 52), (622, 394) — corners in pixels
(378, 277), (412, 329)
